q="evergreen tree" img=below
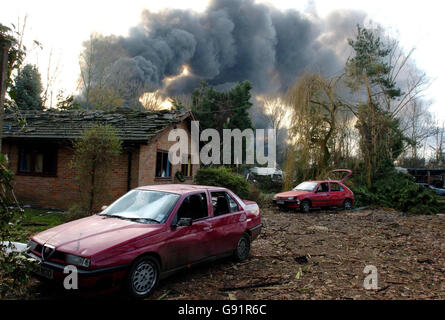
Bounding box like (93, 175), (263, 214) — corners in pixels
(346, 25), (405, 186)
(192, 80), (254, 134)
(13, 64), (43, 110)
(191, 81), (254, 166)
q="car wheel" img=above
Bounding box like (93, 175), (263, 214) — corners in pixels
(343, 199), (353, 211)
(234, 233), (251, 262)
(300, 200), (310, 213)
(127, 256), (160, 299)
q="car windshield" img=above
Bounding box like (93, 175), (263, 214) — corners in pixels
(100, 190), (180, 224)
(293, 182), (318, 192)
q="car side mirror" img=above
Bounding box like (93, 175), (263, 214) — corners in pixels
(101, 205), (108, 211)
(177, 217), (193, 227)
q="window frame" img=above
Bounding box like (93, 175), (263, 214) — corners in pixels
(181, 154), (193, 178)
(316, 182), (330, 193)
(17, 144), (58, 177)
(155, 149), (172, 179)
(173, 192), (210, 224)
(210, 190), (242, 217)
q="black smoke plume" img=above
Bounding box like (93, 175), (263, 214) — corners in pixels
(91, 0), (367, 99)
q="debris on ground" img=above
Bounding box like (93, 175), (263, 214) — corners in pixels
(20, 208), (445, 300)
(150, 208), (445, 300)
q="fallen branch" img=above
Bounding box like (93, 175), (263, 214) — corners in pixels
(376, 285), (390, 293)
(220, 281), (282, 292)
(156, 290), (171, 300)
(386, 281), (405, 285)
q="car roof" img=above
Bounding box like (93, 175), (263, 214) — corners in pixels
(302, 180), (343, 184)
(136, 184), (227, 195)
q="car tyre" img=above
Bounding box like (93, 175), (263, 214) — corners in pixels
(300, 200), (311, 213)
(343, 199), (353, 211)
(234, 233), (251, 262)
(127, 256), (160, 299)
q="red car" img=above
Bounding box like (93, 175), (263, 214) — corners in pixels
(26, 185), (262, 298)
(273, 170), (354, 213)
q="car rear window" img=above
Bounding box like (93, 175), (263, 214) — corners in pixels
(330, 183), (344, 192)
(211, 191), (240, 216)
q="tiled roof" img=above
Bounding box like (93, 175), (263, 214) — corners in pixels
(2, 108), (190, 143)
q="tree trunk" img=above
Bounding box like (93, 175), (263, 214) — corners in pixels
(89, 162), (96, 214)
(365, 75), (374, 187)
(0, 39), (11, 154)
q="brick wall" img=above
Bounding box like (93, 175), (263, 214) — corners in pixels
(1, 141), (132, 210)
(1, 120), (199, 210)
(138, 121), (199, 186)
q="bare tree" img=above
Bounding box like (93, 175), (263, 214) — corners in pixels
(285, 73), (346, 179)
(140, 91), (165, 111)
(429, 122), (445, 167)
(78, 34), (97, 109)
(78, 33), (127, 109)
(171, 93), (193, 110)
(399, 98), (435, 159)
(41, 48), (61, 108)
(260, 95), (290, 140)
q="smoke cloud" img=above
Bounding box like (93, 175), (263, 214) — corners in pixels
(92, 0), (367, 99)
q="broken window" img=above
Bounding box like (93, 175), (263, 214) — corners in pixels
(18, 144), (57, 176)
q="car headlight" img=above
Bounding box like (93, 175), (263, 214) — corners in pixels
(65, 254), (91, 268)
(27, 240), (38, 251)
(287, 197), (295, 200)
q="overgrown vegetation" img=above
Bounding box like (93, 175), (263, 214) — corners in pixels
(350, 172), (441, 215)
(282, 25), (437, 214)
(69, 124), (122, 218)
(0, 24), (38, 298)
(0, 155), (35, 298)
(194, 167), (250, 199)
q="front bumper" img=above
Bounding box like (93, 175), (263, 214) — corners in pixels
(26, 251), (129, 289)
(273, 199), (300, 208)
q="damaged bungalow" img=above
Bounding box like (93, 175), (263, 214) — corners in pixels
(1, 108), (199, 210)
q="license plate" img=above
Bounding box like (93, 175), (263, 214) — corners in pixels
(277, 200), (285, 205)
(35, 265), (53, 279)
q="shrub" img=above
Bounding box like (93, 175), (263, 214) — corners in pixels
(247, 184), (275, 208)
(350, 171), (441, 215)
(71, 124), (122, 216)
(194, 167), (250, 199)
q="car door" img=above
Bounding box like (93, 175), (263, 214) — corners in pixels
(207, 190), (245, 256)
(328, 182), (345, 206)
(163, 192), (213, 270)
(310, 182), (330, 207)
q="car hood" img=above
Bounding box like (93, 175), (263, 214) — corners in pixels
(32, 215), (165, 257)
(275, 190), (310, 199)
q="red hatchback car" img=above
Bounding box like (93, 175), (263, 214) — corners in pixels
(26, 185), (262, 298)
(273, 170), (354, 213)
